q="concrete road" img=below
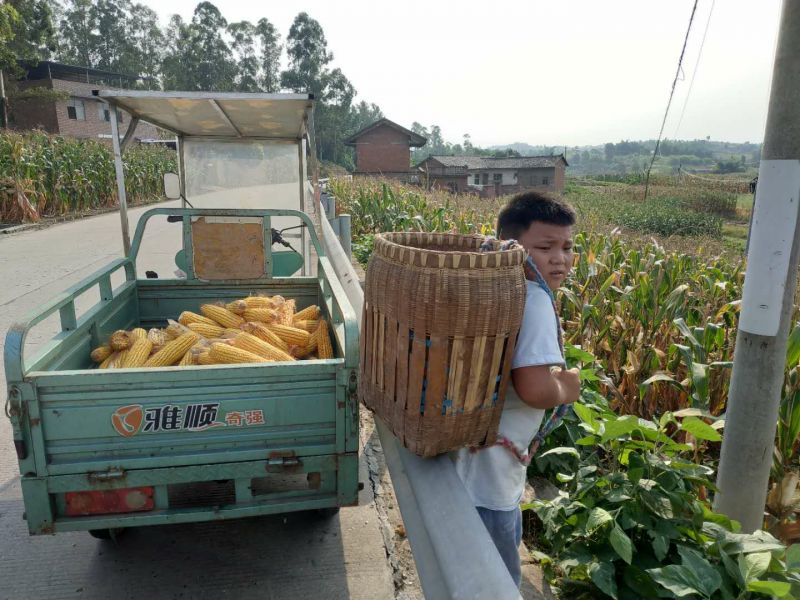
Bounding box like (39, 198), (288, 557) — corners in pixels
(0, 203), (397, 600)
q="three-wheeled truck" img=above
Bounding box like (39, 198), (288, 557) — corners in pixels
(4, 92), (359, 538)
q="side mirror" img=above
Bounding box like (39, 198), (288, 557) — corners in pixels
(164, 173), (181, 200)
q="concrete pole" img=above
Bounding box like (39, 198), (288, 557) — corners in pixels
(109, 104), (131, 255)
(714, 0), (800, 532)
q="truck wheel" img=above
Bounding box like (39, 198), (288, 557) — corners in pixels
(88, 528), (126, 540)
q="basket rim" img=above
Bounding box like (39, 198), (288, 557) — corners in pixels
(374, 231), (526, 262)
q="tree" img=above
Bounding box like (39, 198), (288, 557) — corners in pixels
(255, 17), (281, 93)
(187, 2), (236, 91)
(228, 20), (259, 92)
(91, 0), (127, 72)
(161, 15), (191, 89)
(350, 101), (383, 132)
(125, 3), (163, 84)
(56, 0), (96, 67)
(281, 12), (332, 98)
(7, 0), (56, 62)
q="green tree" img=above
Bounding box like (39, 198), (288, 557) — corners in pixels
(161, 15), (191, 89)
(0, 4), (20, 73)
(187, 2), (236, 91)
(350, 100), (383, 132)
(56, 0), (97, 67)
(281, 12), (331, 98)
(125, 3), (163, 83)
(90, 0), (127, 72)
(255, 17), (281, 93)
(228, 20), (259, 91)
(7, 0), (56, 62)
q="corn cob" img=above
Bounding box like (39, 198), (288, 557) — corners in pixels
(179, 350), (196, 366)
(187, 322), (226, 338)
(144, 332), (200, 368)
(233, 332), (295, 362)
(209, 342), (269, 365)
(316, 320), (333, 359)
(241, 322), (290, 351)
(122, 338), (153, 368)
(178, 311), (218, 327)
(91, 345), (113, 363)
(222, 328), (243, 338)
(243, 295), (281, 309)
(277, 299), (296, 325)
(165, 321), (190, 339)
(267, 323), (310, 347)
(226, 299), (248, 315)
(112, 349), (129, 368)
(197, 351), (215, 365)
(293, 305), (320, 322)
(242, 308), (277, 323)
(98, 351), (119, 369)
(109, 330), (131, 351)
(201, 304), (245, 329)
(130, 328), (148, 342)
(293, 320), (323, 359)
(293, 319), (319, 333)
(147, 328), (169, 351)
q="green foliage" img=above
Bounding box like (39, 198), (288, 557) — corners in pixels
(613, 197), (723, 238)
(527, 393), (800, 599)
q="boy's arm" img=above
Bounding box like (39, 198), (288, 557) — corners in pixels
(512, 365), (581, 409)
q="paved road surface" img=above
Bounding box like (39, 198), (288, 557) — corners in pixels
(0, 203), (396, 600)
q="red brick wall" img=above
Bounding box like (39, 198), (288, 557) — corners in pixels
(353, 125), (411, 173)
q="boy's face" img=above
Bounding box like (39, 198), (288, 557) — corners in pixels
(516, 222), (574, 290)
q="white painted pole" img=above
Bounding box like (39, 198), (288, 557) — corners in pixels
(109, 104), (131, 256)
(714, 0), (800, 532)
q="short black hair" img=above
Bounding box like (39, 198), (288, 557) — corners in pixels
(496, 191), (576, 240)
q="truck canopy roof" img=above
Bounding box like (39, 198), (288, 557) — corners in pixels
(94, 90), (314, 140)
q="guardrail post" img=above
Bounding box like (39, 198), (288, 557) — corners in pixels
(338, 214), (352, 260)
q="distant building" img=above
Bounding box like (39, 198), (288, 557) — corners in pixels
(417, 154), (569, 197)
(10, 60), (161, 142)
(344, 118), (427, 182)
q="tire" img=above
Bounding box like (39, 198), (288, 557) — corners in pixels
(88, 528), (125, 540)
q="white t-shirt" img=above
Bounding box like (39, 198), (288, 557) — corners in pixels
(453, 280), (564, 511)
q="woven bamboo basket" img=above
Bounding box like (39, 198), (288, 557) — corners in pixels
(360, 232), (527, 457)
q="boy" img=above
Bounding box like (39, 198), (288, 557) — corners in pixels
(454, 191), (581, 588)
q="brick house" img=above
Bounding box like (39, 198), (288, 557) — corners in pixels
(10, 61), (161, 141)
(344, 118), (427, 182)
(417, 154), (568, 197)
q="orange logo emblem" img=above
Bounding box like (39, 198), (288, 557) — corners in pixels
(111, 404), (143, 437)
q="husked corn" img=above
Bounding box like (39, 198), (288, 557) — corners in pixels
(222, 328), (243, 338)
(209, 342), (269, 364)
(293, 305), (320, 322)
(178, 350), (195, 366)
(178, 311), (218, 327)
(147, 328), (169, 351)
(201, 304), (245, 329)
(187, 322), (226, 338)
(233, 332), (295, 362)
(122, 338), (153, 368)
(243, 295), (281, 309)
(226, 300), (248, 315)
(316, 320), (333, 359)
(144, 332), (200, 368)
(241, 322), (289, 351)
(130, 328), (148, 341)
(91, 345), (112, 363)
(197, 351), (215, 365)
(267, 323), (310, 347)
(109, 330), (131, 351)
(277, 299), (296, 325)
(293, 319), (319, 333)
(243, 308), (277, 323)
(99, 351), (119, 369)
(165, 322), (189, 339)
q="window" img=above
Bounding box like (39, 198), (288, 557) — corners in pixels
(99, 105), (111, 122)
(482, 173), (489, 185)
(542, 176), (550, 185)
(473, 174), (480, 185)
(493, 173), (502, 183)
(67, 98), (85, 121)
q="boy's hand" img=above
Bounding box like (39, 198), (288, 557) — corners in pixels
(553, 367), (581, 405)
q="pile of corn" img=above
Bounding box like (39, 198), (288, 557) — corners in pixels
(90, 295), (334, 369)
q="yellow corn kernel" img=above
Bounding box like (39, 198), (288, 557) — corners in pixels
(241, 322), (289, 351)
(109, 330), (131, 351)
(226, 300), (248, 315)
(144, 332), (200, 368)
(243, 295), (280, 309)
(90, 345), (112, 363)
(222, 328), (243, 338)
(147, 328), (169, 351)
(316, 320), (333, 359)
(112, 349), (129, 368)
(122, 338), (153, 368)
(187, 322), (226, 338)
(276, 299), (296, 325)
(242, 308), (277, 323)
(293, 305), (320, 322)
(197, 351), (215, 365)
(178, 311), (218, 327)
(267, 323), (310, 347)
(293, 319), (319, 333)
(98, 351), (119, 369)
(201, 304), (245, 329)
(130, 328), (148, 342)
(233, 332), (295, 362)
(165, 321), (189, 339)
(178, 350), (196, 366)
(209, 342), (269, 364)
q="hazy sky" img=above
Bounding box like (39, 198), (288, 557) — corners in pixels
(151, 0), (782, 147)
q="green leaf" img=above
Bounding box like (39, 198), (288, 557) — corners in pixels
(785, 324), (800, 370)
(738, 551), (771, 583)
(588, 561), (618, 599)
(575, 435), (599, 446)
(652, 533), (670, 561)
(677, 546), (723, 597)
(648, 566), (702, 597)
(586, 507), (614, 533)
(746, 580), (791, 596)
(609, 525), (633, 565)
(786, 544), (800, 570)
(539, 447), (580, 459)
(574, 402), (600, 433)
(601, 415), (640, 442)
(680, 416), (722, 442)
(565, 344), (596, 364)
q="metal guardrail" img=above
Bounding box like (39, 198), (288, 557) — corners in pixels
(319, 212), (522, 600)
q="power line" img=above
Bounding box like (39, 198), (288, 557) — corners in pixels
(673, 0), (716, 138)
(643, 0), (700, 200)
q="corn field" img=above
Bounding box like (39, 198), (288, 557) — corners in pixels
(0, 131), (176, 223)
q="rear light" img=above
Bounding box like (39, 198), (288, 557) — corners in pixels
(65, 487), (154, 516)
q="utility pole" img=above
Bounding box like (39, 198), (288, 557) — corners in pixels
(714, 0), (800, 532)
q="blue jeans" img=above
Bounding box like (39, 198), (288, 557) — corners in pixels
(477, 505), (523, 588)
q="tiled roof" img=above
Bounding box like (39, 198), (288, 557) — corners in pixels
(425, 155), (567, 169)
